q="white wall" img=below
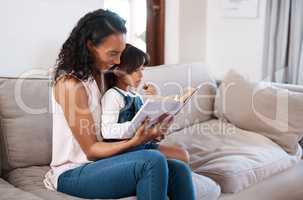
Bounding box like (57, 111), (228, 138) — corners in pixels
(1, 0), (267, 80)
(179, 0), (207, 63)
(3, 0), (178, 76)
(165, 0), (207, 64)
(0, 0), (104, 77)
(165, 0), (268, 81)
(205, 0), (267, 80)
(165, 0), (180, 64)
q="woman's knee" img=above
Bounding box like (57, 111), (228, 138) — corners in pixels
(168, 159), (192, 175)
(137, 150), (169, 179)
(143, 150), (167, 167)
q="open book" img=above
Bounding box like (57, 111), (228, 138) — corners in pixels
(124, 84), (203, 135)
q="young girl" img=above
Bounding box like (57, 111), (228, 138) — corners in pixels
(102, 44), (190, 163)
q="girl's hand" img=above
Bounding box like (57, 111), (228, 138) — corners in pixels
(179, 87), (196, 103)
(143, 83), (158, 95)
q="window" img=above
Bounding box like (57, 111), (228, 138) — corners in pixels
(104, 0), (147, 52)
(104, 0), (165, 66)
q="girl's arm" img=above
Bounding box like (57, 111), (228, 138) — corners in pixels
(143, 84), (195, 103)
(101, 89), (133, 139)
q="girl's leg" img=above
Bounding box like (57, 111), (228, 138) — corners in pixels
(167, 159), (196, 200)
(159, 144), (190, 163)
(57, 150), (168, 200)
(123, 141), (159, 153)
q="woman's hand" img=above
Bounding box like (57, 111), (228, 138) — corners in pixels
(129, 114), (174, 147)
(153, 113), (174, 139)
(129, 118), (150, 147)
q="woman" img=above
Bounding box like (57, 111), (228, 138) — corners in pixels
(44, 9), (195, 200)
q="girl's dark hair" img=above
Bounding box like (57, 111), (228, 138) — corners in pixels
(104, 44), (149, 89)
(53, 9), (127, 82)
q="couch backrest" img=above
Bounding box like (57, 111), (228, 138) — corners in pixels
(2, 63), (300, 173)
(0, 77), (52, 173)
(0, 63), (215, 173)
(141, 63), (217, 131)
(0, 124), (2, 176)
(216, 80), (303, 93)
(141, 63), (213, 95)
(272, 82), (303, 93)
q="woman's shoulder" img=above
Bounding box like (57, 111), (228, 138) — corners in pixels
(54, 74), (83, 86)
(53, 75), (88, 104)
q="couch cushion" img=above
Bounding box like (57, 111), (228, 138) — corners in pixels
(219, 160), (303, 200)
(215, 70), (303, 154)
(5, 165), (220, 200)
(5, 166), (135, 200)
(0, 178), (43, 200)
(141, 63), (217, 132)
(192, 172), (221, 200)
(162, 119), (302, 193)
(0, 118), (2, 176)
(0, 77), (52, 171)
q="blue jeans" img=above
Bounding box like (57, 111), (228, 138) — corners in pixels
(57, 143), (195, 200)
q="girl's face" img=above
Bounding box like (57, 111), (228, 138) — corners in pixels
(123, 65), (144, 88)
(89, 33), (126, 70)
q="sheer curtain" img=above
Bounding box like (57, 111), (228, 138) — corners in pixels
(262, 0), (303, 85)
(104, 0), (147, 52)
(288, 0), (303, 84)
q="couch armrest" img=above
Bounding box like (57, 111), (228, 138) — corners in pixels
(0, 116), (2, 177)
(0, 178), (43, 199)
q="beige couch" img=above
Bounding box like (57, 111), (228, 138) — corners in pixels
(1, 63), (303, 200)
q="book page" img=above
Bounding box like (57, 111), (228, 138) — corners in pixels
(125, 99), (182, 135)
(173, 83), (204, 116)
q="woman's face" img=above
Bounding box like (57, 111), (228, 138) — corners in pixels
(91, 33), (126, 70)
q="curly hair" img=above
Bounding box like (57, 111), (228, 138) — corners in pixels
(53, 9), (127, 82)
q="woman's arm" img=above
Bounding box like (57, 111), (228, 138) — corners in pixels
(54, 76), (138, 161)
(54, 76), (173, 161)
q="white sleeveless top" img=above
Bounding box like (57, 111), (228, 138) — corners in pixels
(44, 76), (103, 191)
